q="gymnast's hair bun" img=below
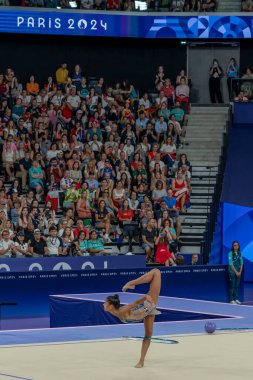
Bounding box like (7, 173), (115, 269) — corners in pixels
(106, 294), (121, 309)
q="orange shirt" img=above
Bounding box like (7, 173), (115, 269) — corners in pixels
(26, 82), (39, 94)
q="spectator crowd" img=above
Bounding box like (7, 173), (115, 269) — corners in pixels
(0, 63), (192, 265)
(0, 0), (218, 12)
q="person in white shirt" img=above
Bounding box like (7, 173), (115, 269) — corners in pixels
(51, 89), (65, 109)
(18, 90), (31, 107)
(149, 153), (166, 175)
(36, 89), (49, 106)
(139, 93), (151, 110)
(155, 90), (168, 108)
(124, 138), (135, 160)
(14, 230), (31, 258)
(46, 226), (63, 256)
(60, 170), (73, 191)
(67, 87), (81, 111)
(0, 230), (15, 258)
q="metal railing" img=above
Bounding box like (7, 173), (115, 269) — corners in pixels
(201, 108), (231, 264)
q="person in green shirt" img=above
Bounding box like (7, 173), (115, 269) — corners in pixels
(28, 160), (44, 201)
(87, 230), (107, 256)
(170, 101), (185, 124)
(63, 182), (79, 210)
(228, 241), (243, 304)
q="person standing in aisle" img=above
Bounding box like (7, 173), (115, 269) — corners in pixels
(226, 57), (239, 100)
(209, 59), (223, 103)
(228, 241), (243, 304)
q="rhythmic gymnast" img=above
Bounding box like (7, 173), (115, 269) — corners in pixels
(103, 268), (161, 368)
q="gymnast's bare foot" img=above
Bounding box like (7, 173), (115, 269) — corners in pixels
(122, 282), (135, 292)
(134, 361), (144, 368)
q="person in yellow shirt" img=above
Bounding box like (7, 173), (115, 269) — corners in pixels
(56, 63), (69, 86)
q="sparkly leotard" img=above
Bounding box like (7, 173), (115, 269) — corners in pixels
(120, 301), (161, 323)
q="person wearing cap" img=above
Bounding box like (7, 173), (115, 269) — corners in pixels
(99, 159), (115, 180)
(0, 230), (15, 258)
(46, 226), (63, 257)
(29, 229), (48, 257)
(14, 231), (31, 258)
(85, 173), (99, 192)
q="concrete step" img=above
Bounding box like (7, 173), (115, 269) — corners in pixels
(184, 137), (223, 142)
(191, 177), (216, 187)
(218, 6), (241, 11)
(190, 194), (213, 199)
(191, 175), (218, 180)
(188, 114), (227, 118)
(182, 216), (207, 223)
(189, 118), (227, 123)
(190, 161), (220, 166)
(186, 208), (210, 215)
(180, 246), (201, 254)
(190, 107), (229, 113)
(191, 166), (219, 171)
(182, 139), (223, 144)
(186, 128), (225, 133)
(190, 199), (213, 205)
(191, 174), (218, 179)
(182, 228), (206, 234)
(179, 155), (220, 160)
(191, 189), (216, 195)
(182, 221), (207, 227)
(179, 148), (222, 153)
(181, 236), (204, 243)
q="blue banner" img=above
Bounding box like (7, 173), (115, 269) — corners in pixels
(0, 265), (241, 322)
(0, 10), (253, 39)
(0, 256), (146, 272)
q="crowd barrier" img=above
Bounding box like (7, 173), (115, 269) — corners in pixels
(0, 265), (242, 321)
(0, 256), (145, 272)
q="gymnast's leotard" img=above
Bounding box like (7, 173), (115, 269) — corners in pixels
(120, 301), (161, 323)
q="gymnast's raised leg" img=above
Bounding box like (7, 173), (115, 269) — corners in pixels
(123, 269), (161, 367)
(122, 268), (161, 304)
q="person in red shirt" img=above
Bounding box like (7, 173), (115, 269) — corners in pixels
(73, 219), (89, 240)
(160, 78), (175, 108)
(46, 158), (63, 184)
(117, 199), (134, 224)
(107, 0), (121, 10)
